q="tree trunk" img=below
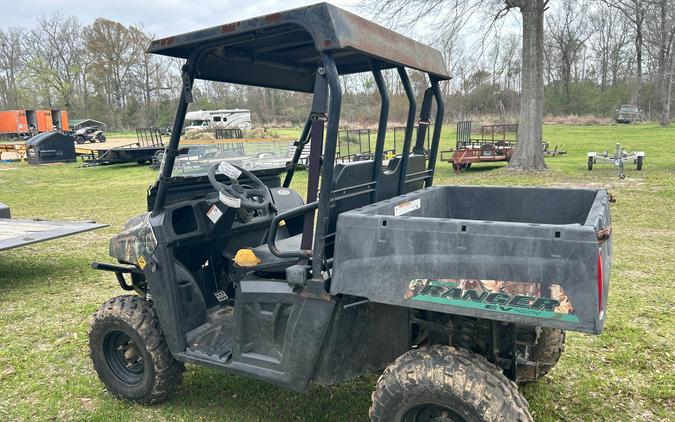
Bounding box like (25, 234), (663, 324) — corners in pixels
(633, 11), (643, 105)
(659, 41), (674, 127)
(508, 0), (546, 171)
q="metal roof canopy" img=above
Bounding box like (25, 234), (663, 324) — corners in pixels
(71, 119), (107, 130)
(147, 2), (450, 92)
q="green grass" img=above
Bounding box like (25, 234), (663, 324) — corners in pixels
(0, 123), (673, 421)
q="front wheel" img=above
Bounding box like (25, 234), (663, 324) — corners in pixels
(89, 295), (184, 404)
(588, 156), (594, 170)
(75, 135), (86, 145)
(636, 155), (643, 170)
(370, 346), (532, 422)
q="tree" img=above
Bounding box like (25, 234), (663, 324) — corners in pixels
(23, 13), (84, 109)
(546, 0), (592, 111)
(590, 4), (632, 90)
(0, 28), (24, 108)
(601, 0), (646, 104)
(363, 0), (548, 170)
(504, 0), (547, 170)
(85, 19), (147, 127)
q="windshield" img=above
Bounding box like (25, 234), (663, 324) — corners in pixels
(619, 105), (638, 113)
(158, 140), (292, 178)
(187, 120), (207, 127)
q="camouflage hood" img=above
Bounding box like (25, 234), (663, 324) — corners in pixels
(109, 212), (158, 267)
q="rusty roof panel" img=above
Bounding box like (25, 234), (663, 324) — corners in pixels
(147, 3), (450, 91)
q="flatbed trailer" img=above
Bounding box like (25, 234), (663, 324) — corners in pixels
(79, 144), (167, 166)
(0, 203), (106, 251)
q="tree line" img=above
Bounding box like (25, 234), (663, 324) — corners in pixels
(1, 1), (675, 130)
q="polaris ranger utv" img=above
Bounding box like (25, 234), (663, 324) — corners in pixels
(88, 4), (612, 421)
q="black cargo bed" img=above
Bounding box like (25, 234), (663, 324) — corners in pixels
(331, 186), (612, 334)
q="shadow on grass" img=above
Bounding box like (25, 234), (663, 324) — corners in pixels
(161, 366), (375, 421)
(75, 162), (154, 172)
(0, 253), (80, 291)
(456, 163), (507, 174)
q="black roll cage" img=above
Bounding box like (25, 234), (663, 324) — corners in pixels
(151, 7), (447, 286)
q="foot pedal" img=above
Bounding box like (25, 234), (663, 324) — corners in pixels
(214, 290), (228, 303)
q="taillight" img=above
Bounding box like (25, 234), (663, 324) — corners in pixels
(597, 252), (603, 312)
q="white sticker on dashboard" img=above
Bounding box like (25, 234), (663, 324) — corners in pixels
(394, 198), (421, 216)
(219, 192), (242, 209)
(207, 204), (223, 223)
(218, 161), (242, 179)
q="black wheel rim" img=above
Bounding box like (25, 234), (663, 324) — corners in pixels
(402, 404), (466, 422)
(103, 330), (145, 385)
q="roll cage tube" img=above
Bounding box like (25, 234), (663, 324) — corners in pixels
(396, 67), (417, 195)
(427, 78), (445, 187)
(311, 52), (341, 279)
(369, 60), (389, 203)
(414, 87), (434, 156)
(152, 58), (197, 214)
(153, 41), (228, 214)
(282, 115), (312, 188)
(299, 68), (329, 256)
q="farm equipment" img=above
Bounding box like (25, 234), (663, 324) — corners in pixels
(87, 4), (612, 421)
(0, 203), (106, 252)
(588, 143), (644, 178)
(542, 141), (567, 157)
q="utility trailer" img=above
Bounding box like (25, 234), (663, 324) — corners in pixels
(588, 143), (644, 178)
(443, 121), (517, 171)
(0, 203), (106, 252)
(79, 133), (167, 166)
(87, 4), (612, 421)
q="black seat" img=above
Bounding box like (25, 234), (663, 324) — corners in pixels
(248, 155), (426, 272)
(251, 233), (302, 271)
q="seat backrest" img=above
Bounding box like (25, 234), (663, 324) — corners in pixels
(324, 155), (426, 257)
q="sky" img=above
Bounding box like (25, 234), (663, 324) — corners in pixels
(0, 0), (358, 38)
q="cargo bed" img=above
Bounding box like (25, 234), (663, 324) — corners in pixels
(331, 186), (612, 334)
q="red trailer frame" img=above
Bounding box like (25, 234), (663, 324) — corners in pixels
(443, 122), (517, 171)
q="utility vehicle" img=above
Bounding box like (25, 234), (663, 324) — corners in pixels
(88, 4), (612, 421)
(74, 126), (106, 144)
(615, 104), (641, 124)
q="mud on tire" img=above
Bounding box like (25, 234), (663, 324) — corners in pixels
(370, 345), (532, 422)
(89, 295), (184, 404)
(518, 327), (565, 383)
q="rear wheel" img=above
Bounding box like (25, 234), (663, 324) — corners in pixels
(370, 346), (532, 422)
(89, 295), (184, 404)
(517, 327), (565, 383)
(636, 155), (643, 170)
(588, 156), (594, 170)
(75, 135), (86, 145)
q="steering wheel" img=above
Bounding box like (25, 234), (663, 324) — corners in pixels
(208, 163), (271, 210)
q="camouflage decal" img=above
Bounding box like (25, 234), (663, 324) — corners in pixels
(109, 213), (157, 266)
(405, 278), (579, 323)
